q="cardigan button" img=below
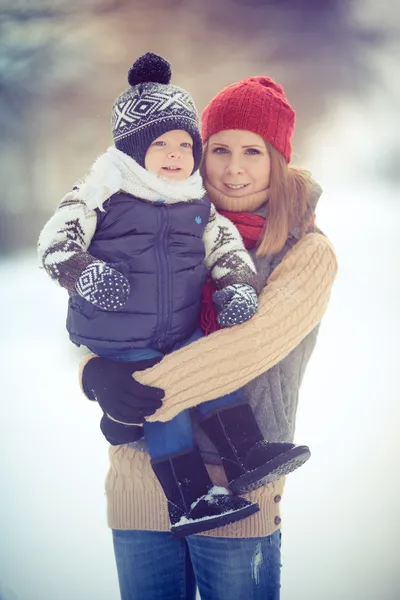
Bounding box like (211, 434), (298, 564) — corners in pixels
(273, 494), (282, 503)
(274, 516), (281, 526)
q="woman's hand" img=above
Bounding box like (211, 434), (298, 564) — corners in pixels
(100, 413), (144, 445)
(82, 356), (165, 424)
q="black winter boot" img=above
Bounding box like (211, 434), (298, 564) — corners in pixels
(151, 447), (259, 538)
(200, 404), (311, 494)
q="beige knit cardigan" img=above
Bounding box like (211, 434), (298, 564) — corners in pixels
(80, 232), (338, 537)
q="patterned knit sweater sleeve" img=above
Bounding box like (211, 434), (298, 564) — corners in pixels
(130, 232), (337, 422)
(37, 190), (98, 293)
(202, 203), (258, 290)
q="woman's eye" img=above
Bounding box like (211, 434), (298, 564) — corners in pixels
(245, 148), (261, 155)
(212, 147), (228, 154)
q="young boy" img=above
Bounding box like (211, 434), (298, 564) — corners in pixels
(38, 53), (307, 537)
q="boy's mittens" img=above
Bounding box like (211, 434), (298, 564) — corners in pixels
(213, 283), (258, 327)
(75, 261), (130, 311)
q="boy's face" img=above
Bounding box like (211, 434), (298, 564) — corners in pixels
(144, 130), (194, 180)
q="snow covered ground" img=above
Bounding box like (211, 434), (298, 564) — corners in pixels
(1, 62), (400, 600)
(0, 261), (118, 600)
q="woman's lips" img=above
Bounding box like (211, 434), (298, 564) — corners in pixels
(224, 183), (249, 190)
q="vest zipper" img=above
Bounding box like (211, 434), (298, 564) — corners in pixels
(155, 206), (171, 349)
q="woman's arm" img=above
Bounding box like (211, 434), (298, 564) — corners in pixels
(137, 232), (338, 422)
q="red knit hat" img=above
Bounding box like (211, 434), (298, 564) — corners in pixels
(201, 76), (295, 163)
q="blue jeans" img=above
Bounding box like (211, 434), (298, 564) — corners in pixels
(112, 529), (282, 600)
(90, 329), (246, 459)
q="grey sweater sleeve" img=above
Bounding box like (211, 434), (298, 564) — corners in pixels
(202, 204), (258, 290)
(37, 190), (98, 293)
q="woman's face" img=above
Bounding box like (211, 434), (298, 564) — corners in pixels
(205, 130), (271, 198)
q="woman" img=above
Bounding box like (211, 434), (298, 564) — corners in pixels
(80, 75), (338, 599)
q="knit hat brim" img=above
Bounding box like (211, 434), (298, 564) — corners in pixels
(115, 114), (202, 173)
(201, 77), (295, 163)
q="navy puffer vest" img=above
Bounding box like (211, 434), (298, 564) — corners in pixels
(67, 192), (211, 352)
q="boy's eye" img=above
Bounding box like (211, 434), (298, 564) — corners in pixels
(153, 141), (166, 146)
(181, 142), (192, 148)
(212, 147), (229, 154)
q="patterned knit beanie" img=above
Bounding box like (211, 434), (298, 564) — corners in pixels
(112, 52), (202, 171)
(202, 76), (295, 163)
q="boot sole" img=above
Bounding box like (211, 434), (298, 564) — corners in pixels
(170, 502), (259, 538)
(229, 446), (311, 494)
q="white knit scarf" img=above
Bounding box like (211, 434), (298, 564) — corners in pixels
(74, 146), (205, 211)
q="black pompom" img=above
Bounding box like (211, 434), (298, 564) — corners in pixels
(128, 52), (172, 86)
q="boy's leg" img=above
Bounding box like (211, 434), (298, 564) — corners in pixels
(196, 388), (246, 416)
(143, 410), (194, 459)
(149, 446), (259, 538)
(140, 351), (259, 537)
(144, 409), (259, 538)
(142, 328), (202, 459)
(199, 400), (311, 494)
(104, 334), (259, 537)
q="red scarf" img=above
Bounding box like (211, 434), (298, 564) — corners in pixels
(200, 211), (265, 335)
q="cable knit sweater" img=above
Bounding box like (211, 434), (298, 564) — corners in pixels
(80, 229), (338, 537)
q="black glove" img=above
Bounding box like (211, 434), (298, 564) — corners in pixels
(82, 356), (165, 424)
(100, 413), (144, 445)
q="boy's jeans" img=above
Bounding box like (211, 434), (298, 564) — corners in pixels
(89, 329), (245, 459)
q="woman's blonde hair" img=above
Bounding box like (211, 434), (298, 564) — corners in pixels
(202, 140), (313, 257)
(257, 142), (312, 256)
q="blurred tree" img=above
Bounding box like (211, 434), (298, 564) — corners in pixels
(0, 0), (132, 254)
(0, 0), (141, 138)
(0, 0), (396, 255)
(193, 0), (387, 146)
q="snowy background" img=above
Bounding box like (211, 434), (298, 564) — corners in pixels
(0, 1), (399, 599)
